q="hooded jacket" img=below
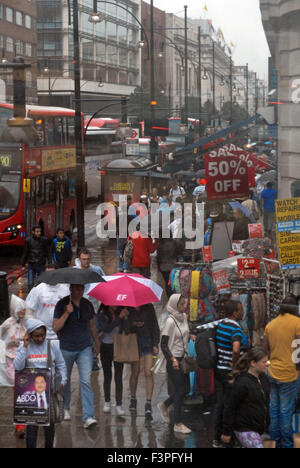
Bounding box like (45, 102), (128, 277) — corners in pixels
(13, 319), (67, 386)
(223, 372), (270, 436)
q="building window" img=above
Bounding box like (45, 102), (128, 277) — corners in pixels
(119, 49), (128, 67)
(25, 15), (32, 29)
(6, 37), (14, 53)
(15, 40), (23, 55)
(0, 5), (3, 19)
(25, 43), (32, 56)
(6, 7), (13, 23)
(107, 45), (117, 65)
(16, 11), (23, 26)
(118, 26), (127, 45)
(107, 22), (117, 42)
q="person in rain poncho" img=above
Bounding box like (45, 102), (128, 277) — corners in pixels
(0, 295), (33, 387)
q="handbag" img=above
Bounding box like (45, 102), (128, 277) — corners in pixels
(113, 332), (139, 363)
(169, 315), (199, 374)
(122, 238), (134, 265)
(47, 340), (64, 424)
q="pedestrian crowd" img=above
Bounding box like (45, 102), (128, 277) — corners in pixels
(0, 176), (293, 450)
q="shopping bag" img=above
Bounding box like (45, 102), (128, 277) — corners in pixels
(113, 333), (139, 363)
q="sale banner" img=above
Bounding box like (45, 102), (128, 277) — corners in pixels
(213, 270), (231, 291)
(202, 246), (213, 263)
(237, 258), (260, 279)
(248, 223), (263, 239)
(14, 368), (51, 426)
(205, 151), (249, 201)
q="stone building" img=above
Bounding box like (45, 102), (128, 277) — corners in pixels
(260, 0), (300, 197)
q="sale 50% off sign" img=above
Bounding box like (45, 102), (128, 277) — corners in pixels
(205, 149), (249, 201)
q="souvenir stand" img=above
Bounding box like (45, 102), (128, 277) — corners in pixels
(169, 255), (217, 402)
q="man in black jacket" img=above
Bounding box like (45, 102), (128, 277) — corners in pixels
(21, 225), (50, 291)
(128, 304), (160, 419)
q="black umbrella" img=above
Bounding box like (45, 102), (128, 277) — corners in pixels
(37, 267), (105, 286)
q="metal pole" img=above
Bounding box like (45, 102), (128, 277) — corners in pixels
(184, 5), (188, 123)
(230, 56), (233, 125)
(212, 41), (215, 128)
(246, 63), (249, 117)
(73, 0), (85, 248)
(150, 0), (157, 162)
(198, 26), (202, 137)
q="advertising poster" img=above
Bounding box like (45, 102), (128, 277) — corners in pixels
(213, 270), (230, 292)
(14, 368), (51, 426)
(248, 223), (263, 239)
(275, 198), (300, 269)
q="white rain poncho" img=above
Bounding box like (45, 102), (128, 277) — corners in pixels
(0, 295), (33, 387)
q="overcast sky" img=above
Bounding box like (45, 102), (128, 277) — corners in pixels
(153, 0), (270, 80)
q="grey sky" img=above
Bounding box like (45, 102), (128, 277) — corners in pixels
(154, 0), (270, 80)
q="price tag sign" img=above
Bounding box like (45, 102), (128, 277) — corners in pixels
(248, 223), (263, 239)
(205, 152), (249, 201)
(202, 246), (213, 263)
(237, 258), (260, 279)
(213, 270), (230, 292)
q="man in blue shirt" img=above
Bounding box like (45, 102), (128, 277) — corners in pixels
(261, 182), (277, 237)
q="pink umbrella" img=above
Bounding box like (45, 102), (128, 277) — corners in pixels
(87, 273), (163, 307)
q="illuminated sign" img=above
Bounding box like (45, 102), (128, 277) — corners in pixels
(0, 154), (12, 168)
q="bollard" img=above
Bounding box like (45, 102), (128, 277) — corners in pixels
(0, 272), (9, 325)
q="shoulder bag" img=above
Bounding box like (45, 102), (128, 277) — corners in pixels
(169, 315), (198, 374)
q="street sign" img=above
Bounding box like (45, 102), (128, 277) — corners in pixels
(205, 151), (249, 201)
(126, 128), (139, 140)
(237, 258), (260, 279)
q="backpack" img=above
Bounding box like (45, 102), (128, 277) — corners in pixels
(122, 238), (134, 265)
(195, 327), (218, 370)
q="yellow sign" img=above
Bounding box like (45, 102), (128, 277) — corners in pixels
(276, 230), (300, 270)
(41, 148), (76, 172)
(23, 178), (30, 193)
(275, 198), (300, 223)
(110, 183), (134, 192)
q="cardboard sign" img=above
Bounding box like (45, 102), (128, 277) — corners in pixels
(213, 270), (230, 291)
(237, 258), (260, 279)
(276, 231), (300, 270)
(14, 368), (51, 426)
(205, 152), (249, 201)
(202, 245), (213, 263)
(248, 223), (263, 239)
(275, 198), (300, 269)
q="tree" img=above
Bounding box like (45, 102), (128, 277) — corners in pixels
(221, 101), (248, 124)
(127, 86), (169, 121)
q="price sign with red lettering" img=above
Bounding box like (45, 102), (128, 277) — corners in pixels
(248, 223), (263, 239)
(205, 152), (249, 201)
(202, 246), (213, 263)
(237, 258), (260, 279)
(213, 270), (231, 291)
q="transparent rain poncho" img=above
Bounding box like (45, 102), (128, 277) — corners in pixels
(0, 295), (33, 386)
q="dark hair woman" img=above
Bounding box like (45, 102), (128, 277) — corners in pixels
(221, 347), (270, 448)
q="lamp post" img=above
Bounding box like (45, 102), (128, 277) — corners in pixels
(184, 5), (188, 124)
(149, 0), (157, 163)
(198, 26), (202, 137)
(72, 0), (85, 249)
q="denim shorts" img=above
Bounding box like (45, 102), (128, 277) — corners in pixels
(137, 335), (153, 357)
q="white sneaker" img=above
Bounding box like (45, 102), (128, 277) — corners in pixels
(83, 417), (97, 429)
(64, 410), (71, 421)
(103, 402), (111, 413)
(174, 423), (192, 434)
(116, 406), (125, 416)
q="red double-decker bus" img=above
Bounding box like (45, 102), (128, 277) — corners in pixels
(0, 103), (83, 246)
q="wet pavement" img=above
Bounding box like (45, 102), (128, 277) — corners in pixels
(0, 206), (215, 448)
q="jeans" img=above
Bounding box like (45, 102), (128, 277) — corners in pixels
(269, 375), (299, 448)
(61, 346), (95, 423)
(26, 423), (55, 449)
(164, 359), (189, 424)
(28, 265), (45, 291)
(117, 237), (129, 271)
(100, 343), (124, 406)
(214, 369), (232, 442)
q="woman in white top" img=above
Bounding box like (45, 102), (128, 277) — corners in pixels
(157, 294), (192, 434)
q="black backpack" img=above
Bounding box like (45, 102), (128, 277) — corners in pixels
(195, 327), (218, 370)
